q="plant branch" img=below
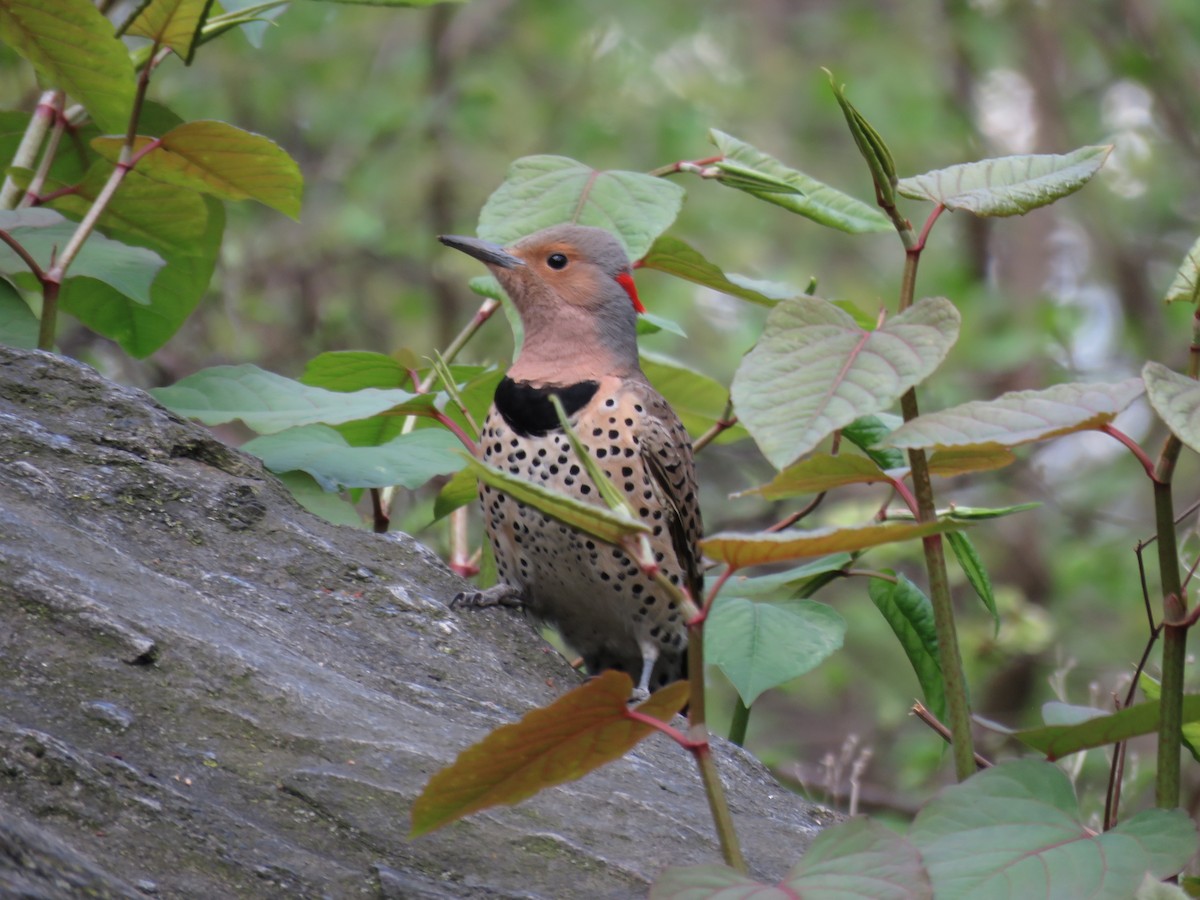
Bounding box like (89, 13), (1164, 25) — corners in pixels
(647, 155), (724, 178)
(692, 399), (736, 454)
(1101, 423), (1157, 481)
(0, 90), (60, 210)
(896, 225), (976, 780)
(1152, 310), (1199, 808)
(910, 702), (991, 769)
(21, 93), (66, 209)
(766, 492), (827, 532)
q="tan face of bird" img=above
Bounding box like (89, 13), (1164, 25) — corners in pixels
(439, 225), (644, 384)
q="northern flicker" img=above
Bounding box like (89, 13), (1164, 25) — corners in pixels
(439, 224), (703, 698)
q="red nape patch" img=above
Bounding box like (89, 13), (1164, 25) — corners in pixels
(615, 272), (645, 314)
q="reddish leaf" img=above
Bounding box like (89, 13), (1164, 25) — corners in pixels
(701, 519), (962, 571)
(410, 672), (688, 837)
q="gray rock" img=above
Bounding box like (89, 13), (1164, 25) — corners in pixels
(0, 347), (831, 898)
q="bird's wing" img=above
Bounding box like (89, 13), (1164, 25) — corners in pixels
(637, 391), (704, 603)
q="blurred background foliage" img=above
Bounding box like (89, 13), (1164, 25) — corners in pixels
(6, 0), (1200, 822)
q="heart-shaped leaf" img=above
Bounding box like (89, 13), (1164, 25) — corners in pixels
(653, 817), (931, 899)
(909, 760), (1198, 899)
(732, 296), (960, 468)
(242, 425), (465, 491)
(477, 155), (684, 260)
(707, 597), (845, 706)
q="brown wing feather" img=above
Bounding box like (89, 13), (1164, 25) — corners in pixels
(637, 390), (704, 603)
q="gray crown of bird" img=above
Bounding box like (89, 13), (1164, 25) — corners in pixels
(440, 224), (703, 698)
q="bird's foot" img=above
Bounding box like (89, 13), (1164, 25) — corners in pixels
(451, 583), (524, 611)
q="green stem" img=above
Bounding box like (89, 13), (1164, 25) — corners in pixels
(1152, 311), (1198, 808)
(1153, 457), (1184, 808)
(728, 696), (750, 746)
(896, 219), (976, 781)
(684, 602), (746, 872)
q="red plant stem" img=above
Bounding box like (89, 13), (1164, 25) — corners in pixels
(429, 410), (477, 455)
(913, 203), (946, 252)
(0, 229), (47, 281)
(886, 475), (921, 518)
(623, 707), (704, 750)
(1101, 423), (1157, 481)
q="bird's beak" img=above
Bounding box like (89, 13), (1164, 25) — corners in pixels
(438, 235), (525, 269)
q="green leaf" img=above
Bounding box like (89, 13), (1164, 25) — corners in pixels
(639, 235), (793, 306)
(1164, 234), (1200, 305)
(731, 296), (960, 469)
(641, 352), (746, 444)
(1015, 695), (1200, 759)
(92, 121), (303, 218)
(942, 502), (1040, 521)
(20, 164), (224, 356)
(707, 597), (845, 706)
(869, 574), (945, 721)
(313, 0), (463, 6)
(844, 415), (906, 470)
(1140, 674), (1200, 763)
(927, 445), (1018, 477)
(0, 0), (136, 134)
(151, 364), (428, 434)
(65, 197), (223, 356)
(1136, 876), (1191, 900)
(885, 378), (1145, 450)
(636, 311), (687, 338)
(897, 145), (1112, 217)
(0, 278), (37, 347)
(276, 471), (365, 529)
(1144, 362), (1200, 454)
(299, 350), (413, 391)
(477, 155), (685, 260)
(1041, 701), (1107, 727)
(701, 519), (963, 571)
(709, 129), (890, 234)
(713, 555), (854, 601)
(411, 672), (688, 837)
(468, 274), (522, 352)
(652, 817), (930, 899)
(243, 425), (464, 491)
(909, 760), (1198, 899)
(463, 455), (650, 546)
(945, 531), (999, 635)
(549, 393), (635, 520)
(126, 0), (214, 63)
(827, 72), (898, 209)
(736, 453), (889, 500)
(0, 208), (166, 305)
(432, 465), (478, 522)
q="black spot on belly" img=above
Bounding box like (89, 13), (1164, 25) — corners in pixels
(494, 377), (599, 437)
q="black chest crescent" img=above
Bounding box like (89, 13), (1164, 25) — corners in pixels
(493, 377), (599, 437)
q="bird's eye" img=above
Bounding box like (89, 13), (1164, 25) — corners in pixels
(546, 253), (568, 270)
